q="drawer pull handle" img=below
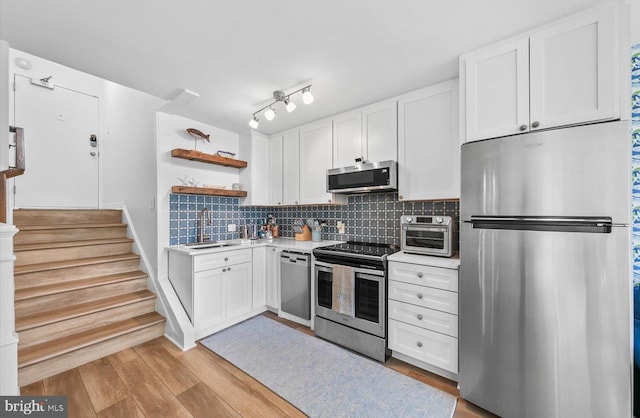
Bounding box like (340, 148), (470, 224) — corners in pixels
(417, 314), (423, 320)
(417, 341), (423, 348)
(227, 266), (231, 271)
(222, 268), (226, 272)
(417, 272), (423, 278)
(224, 257), (229, 261)
(417, 293), (423, 299)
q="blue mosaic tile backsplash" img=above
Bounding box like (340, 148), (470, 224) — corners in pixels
(169, 192), (459, 246)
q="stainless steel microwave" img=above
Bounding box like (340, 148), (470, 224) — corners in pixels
(327, 160), (397, 194)
(401, 215), (456, 257)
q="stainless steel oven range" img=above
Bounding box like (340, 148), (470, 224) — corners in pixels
(312, 241), (399, 362)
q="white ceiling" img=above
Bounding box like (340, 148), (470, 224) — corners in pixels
(0, 0), (605, 135)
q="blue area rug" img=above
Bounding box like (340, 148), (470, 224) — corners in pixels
(201, 316), (457, 418)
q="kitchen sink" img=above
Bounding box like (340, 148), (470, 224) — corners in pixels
(183, 242), (238, 249)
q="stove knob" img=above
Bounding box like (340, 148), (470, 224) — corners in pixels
(435, 217), (444, 224)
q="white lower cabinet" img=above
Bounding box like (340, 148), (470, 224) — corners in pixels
(169, 248), (262, 340)
(265, 246), (280, 310)
(252, 247), (266, 309)
(388, 259), (460, 379)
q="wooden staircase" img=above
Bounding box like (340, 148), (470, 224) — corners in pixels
(13, 209), (165, 387)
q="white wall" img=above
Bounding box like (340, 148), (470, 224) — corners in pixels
(7, 49), (164, 276)
(0, 41), (8, 174)
(632, 0), (640, 45)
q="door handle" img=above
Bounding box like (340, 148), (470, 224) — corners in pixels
(90, 134), (97, 147)
(90, 152), (97, 156)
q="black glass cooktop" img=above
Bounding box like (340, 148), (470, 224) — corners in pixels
(314, 241), (400, 258)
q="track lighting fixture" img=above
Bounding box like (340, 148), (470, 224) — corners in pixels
(248, 84), (313, 128)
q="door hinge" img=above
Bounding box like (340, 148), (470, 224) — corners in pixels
(13, 185), (16, 195)
(12, 81), (16, 91)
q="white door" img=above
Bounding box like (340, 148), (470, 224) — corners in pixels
(13, 74), (99, 208)
(282, 130), (300, 205)
(362, 99), (397, 163)
(224, 262), (252, 319)
(529, 5), (619, 131)
(463, 38), (530, 141)
(299, 120), (333, 204)
(397, 80), (460, 201)
(333, 110), (362, 168)
(268, 136), (283, 205)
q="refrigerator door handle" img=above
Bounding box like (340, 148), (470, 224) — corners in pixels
(466, 216), (614, 233)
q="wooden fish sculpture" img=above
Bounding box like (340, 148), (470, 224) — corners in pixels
(186, 128), (210, 142)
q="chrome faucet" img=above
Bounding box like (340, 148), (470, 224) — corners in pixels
(198, 207), (211, 243)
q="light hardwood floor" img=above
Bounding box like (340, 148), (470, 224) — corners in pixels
(21, 312), (496, 417)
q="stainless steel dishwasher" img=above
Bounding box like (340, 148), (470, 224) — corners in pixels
(280, 251), (311, 320)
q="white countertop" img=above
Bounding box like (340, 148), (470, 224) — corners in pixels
(387, 251), (460, 269)
(166, 237), (344, 255)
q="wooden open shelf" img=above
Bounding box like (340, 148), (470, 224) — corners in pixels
(171, 148), (247, 168)
(171, 186), (247, 197)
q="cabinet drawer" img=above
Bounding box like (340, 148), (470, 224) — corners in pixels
(194, 249), (251, 272)
(389, 319), (458, 374)
(389, 261), (458, 292)
(389, 280), (458, 315)
(388, 299), (458, 337)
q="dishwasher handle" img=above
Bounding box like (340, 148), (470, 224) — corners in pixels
(280, 251), (310, 266)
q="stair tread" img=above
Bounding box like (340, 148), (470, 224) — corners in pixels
(14, 253), (140, 275)
(15, 237), (134, 252)
(16, 290), (157, 332)
(15, 271), (148, 301)
(18, 312), (165, 368)
(17, 223), (127, 231)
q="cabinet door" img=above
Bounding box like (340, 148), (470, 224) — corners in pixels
(282, 130), (300, 205)
(333, 110), (362, 168)
(239, 132), (268, 206)
(397, 80), (460, 201)
(529, 5), (618, 131)
(266, 247), (280, 309)
(252, 247), (266, 309)
(224, 262), (252, 320)
(299, 120), (334, 204)
(464, 38), (530, 141)
(193, 269), (225, 330)
(268, 135), (283, 205)
(362, 99), (397, 163)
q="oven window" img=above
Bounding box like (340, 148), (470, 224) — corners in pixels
(406, 229), (445, 249)
(317, 269), (332, 309)
(355, 275), (379, 323)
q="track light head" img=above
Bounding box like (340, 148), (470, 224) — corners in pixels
(302, 87), (314, 104)
(284, 98), (296, 113)
(264, 107), (276, 121)
(249, 115), (259, 129)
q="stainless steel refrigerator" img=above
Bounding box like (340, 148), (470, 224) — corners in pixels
(459, 121), (632, 417)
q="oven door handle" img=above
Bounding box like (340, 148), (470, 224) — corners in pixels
(356, 273), (385, 282)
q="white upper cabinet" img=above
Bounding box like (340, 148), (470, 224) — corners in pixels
(528, 6), (618, 130)
(299, 119), (334, 204)
(397, 79), (460, 201)
(362, 100), (397, 163)
(333, 110), (362, 168)
(282, 130), (300, 205)
(239, 131), (269, 206)
(461, 3), (620, 142)
(463, 39), (530, 141)
(333, 99), (397, 167)
(268, 135), (283, 205)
